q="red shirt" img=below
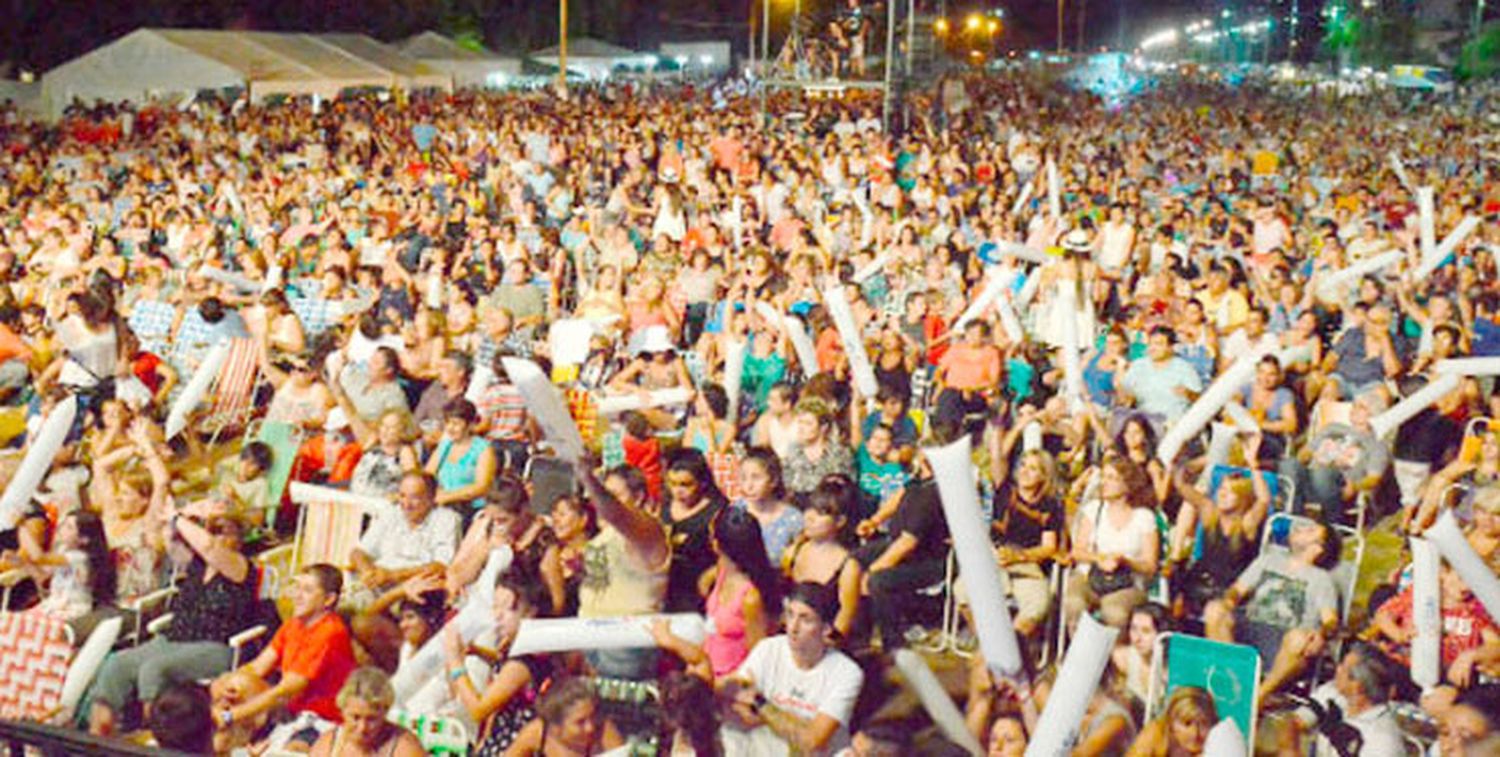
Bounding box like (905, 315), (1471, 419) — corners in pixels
(269, 612), (356, 722)
(1378, 587), (1497, 671)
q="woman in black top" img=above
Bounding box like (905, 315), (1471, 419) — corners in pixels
(86, 504), (255, 735)
(660, 449), (728, 613)
(991, 447), (1064, 640)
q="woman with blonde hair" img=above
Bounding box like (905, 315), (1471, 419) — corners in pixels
(1126, 686), (1217, 757)
(309, 667), (424, 756)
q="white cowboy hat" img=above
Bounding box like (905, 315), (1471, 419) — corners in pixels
(1061, 229), (1092, 252)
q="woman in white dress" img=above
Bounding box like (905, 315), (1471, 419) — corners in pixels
(1032, 229), (1099, 350)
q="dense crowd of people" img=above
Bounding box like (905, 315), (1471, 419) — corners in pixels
(0, 63), (1497, 756)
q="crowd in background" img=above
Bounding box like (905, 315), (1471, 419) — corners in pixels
(0, 66), (1496, 755)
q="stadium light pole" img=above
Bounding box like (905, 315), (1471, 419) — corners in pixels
(1057, 0), (1065, 52)
(558, 0), (569, 94)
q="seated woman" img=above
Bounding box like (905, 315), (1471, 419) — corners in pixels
(262, 352), (334, 431)
(665, 506), (783, 680)
(424, 399), (498, 516)
(442, 572), (552, 755)
(1166, 439), (1271, 620)
(780, 397), (854, 500)
(0, 510), (114, 721)
(448, 478), (564, 616)
(86, 504), (256, 736)
(503, 676), (624, 756)
(308, 667), (424, 757)
(683, 384), (735, 456)
(1125, 686), (1216, 757)
(348, 409), (421, 499)
(90, 419), (171, 603)
(1064, 454), (1160, 629)
(782, 477), (862, 640)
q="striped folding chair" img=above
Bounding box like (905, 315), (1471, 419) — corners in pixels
(564, 388), (602, 450)
(201, 337), (262, 444)
(289, 483), (393, 575)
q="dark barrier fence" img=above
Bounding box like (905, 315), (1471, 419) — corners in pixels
(0, 719), (195, 756)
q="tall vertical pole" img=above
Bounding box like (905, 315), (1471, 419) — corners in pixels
(1057, 0), (1065, 52)
(749, 0), (756, 75)
(882, 0), (897, 131)
(1477, 0), (1488, 37)
(558, 0), (569, 93)
(762, 0), (771, 77)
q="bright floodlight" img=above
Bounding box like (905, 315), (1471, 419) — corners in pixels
(674, 55), (688, 65)
(645, 54), (659, 66)
(987, 19), (1000, 34)
(699, 54), (713, 65)
(1140, 29), (1179, 50)
(966, 14), (982, 31)
(934, 17), (950, 33)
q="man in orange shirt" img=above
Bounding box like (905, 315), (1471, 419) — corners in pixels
(0, 306), (32, 401)
(934, 321), (1002, 428)
(210, 564), (356, 750)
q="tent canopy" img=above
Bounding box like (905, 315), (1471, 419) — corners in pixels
(42, 28), (451, 118)
(398, 31), (521, 89)
(399, 31), (503, 62)
(527, 37), (652, 80)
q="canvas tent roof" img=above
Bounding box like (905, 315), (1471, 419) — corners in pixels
(530, 37), (639, 60)
(42, 28), (450, 118)
(399, 31), (505, 61)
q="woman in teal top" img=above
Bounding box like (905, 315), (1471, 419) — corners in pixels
(741, 329), (788, 414)
(425, 398), (498, 515)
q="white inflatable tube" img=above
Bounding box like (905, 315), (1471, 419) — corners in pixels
(1157, 353), (1263, 465)
(202, 266), (261, 293)
(1206, 422), (1238, 469)
(894, 649), (983, 756)
(822, 284), (880, 398)
(289, 482), (395, 519)
(1418, 215), (1480, 278)
(1418, 186), (1436, 260)
(549, 318), (597, 367)
(1015, 272), (1042, 310)
(1388, 152), (1412, 191)
(1369, 374), (1461, 439)
(1011, 181), (1034, 217)
(724, 338), (747, 424)
(510, 614), (709, 657)
(1315, 251), (1403, 299)
(924, 437), (1023, 676)
(166, 340), (230, 440)
(465, 365), (495, 403)
(1203, 718), (1248, 757)
(393, 547), (512, 703)
(595, 388), (695, 416)
(993, 241), (1051, 266)
(1424, 510), (1500, 623)
(1435, 357), (1500, 377)
(1057, 286), (1084, 408)
(0, 396), (76, 530)
(783, 314), (821, 381)
(1025, 614), (1119, 757)
(996, 295), (1024, 344)
(1409, 537), (1442, 690)
(953, 274), (1008, 332)
(1224, 402), (1258, 434)
(501, 357), (585, 464)
(851, 250), (894, 284)
(263, 264), (283, 294)
(1047, 158), (1062, 220)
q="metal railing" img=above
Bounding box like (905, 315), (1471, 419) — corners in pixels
(0, 719), (195, 757)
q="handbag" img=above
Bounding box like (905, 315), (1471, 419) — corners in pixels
(1087, 500), (1137, 595)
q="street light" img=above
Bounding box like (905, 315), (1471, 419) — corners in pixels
(987, 19), (1001, 34)
(934, 17), (950, 34)
(966, 13), (983, 31)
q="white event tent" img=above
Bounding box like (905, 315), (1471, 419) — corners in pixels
(528, 37), (654, 81)
(42, 28), (452, 118)
(398, 31), (520, 89)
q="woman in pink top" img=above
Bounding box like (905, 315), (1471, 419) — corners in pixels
(701, 507), (784, 678)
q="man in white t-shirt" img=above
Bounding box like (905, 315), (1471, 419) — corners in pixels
(720, 583), (865, 756)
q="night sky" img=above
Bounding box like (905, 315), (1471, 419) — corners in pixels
(1, 0), (1301, 74)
